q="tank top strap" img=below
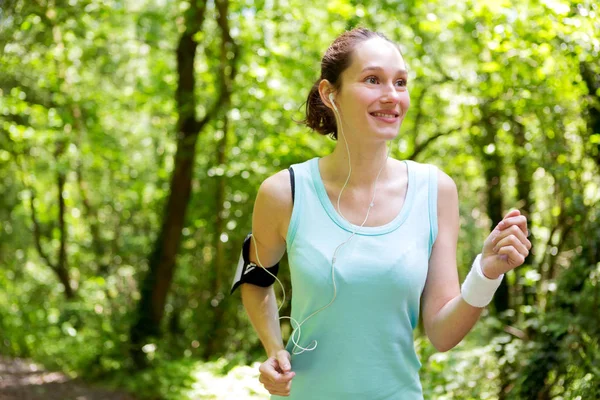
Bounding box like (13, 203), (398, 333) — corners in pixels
(285, 158), (317, 250)
(401, 160), (438, 258)
(427, 163), (439, 258)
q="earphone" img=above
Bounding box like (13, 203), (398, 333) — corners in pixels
(250, 90), (391, 355)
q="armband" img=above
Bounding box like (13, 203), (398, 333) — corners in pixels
(230, 233), (279, 294)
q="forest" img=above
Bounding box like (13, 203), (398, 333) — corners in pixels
(0, 0), (599, 399)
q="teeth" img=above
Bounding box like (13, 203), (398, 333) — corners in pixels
(372, 112), (396, 118)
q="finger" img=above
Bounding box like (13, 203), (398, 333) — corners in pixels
(260, 373), (277, 385)
(265, 381), (292, 394)
(499, 214), (528, 236)
(494, 226), (530, 253)
(488, 221), (506, 244)
(260, 360), (282, 383)
(494, 236), (529, 258)
(494, 226), (531, 251)
(263, 383), (284, 395)
(277, 351), (292, 373)
(271, 380), (293, 392)
(503, 209), (521, 218)
(497, 246), (526, 268)
(274, 371), (295, 383)
(264, 381), (291, 391)
(499, 214), (526, 231)
(269, 390), (290, 396)
(260, 374), (289, 386)
(263, 369), (295, 384)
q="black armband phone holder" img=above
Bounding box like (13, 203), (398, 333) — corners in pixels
(230, 233), (279, 294)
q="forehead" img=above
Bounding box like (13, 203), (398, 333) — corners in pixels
(346, 38), (406, 75)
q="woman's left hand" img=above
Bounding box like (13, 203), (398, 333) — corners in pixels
(481, 209), (532, 279)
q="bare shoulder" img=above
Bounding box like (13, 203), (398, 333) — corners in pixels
(258, 169), (293, 209)
(435, 167), (457, 198)
(433, 166), (459, 226)
(401, 160), (456, 194)
(255, 169), (293, 238)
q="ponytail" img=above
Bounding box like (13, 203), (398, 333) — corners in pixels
(303, 80), (338, 139)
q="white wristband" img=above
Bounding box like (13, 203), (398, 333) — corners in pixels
(461, 254), (504, 308)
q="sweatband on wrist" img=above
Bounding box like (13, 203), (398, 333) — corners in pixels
(461, 253), (504, 308)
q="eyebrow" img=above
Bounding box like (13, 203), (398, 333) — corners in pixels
(361, 66), (408, 75)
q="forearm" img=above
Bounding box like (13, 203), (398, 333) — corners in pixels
(427, 295), (484, 352)
(241, 283), (284, 357)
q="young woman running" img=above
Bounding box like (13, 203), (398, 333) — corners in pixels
(234, 28), (531, 399)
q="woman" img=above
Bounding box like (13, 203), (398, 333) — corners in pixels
(236, 28), (531, 399)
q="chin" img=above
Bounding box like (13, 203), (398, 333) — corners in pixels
(370, 126), (401, 140)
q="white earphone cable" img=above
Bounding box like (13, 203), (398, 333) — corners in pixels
(250, 93), (394, 355)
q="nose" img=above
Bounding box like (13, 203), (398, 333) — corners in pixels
(381, 84), (401, 104)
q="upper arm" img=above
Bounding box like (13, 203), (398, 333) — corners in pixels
(421, 168), (461, 334)
(249, 169), (293, 268)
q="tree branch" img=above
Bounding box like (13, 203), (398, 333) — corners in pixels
(196, 0), (240, 133)
(410, 128), (459, 160)
(28, 189), (56, 271)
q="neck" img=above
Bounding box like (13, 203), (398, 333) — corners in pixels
(320, 138), (390, 188)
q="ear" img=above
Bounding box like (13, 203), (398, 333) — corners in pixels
(318, 79), (336, 110)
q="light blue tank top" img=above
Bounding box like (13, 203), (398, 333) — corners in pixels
(271, 157), (438, 400)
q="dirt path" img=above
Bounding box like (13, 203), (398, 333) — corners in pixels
(0, 357), (137, 400)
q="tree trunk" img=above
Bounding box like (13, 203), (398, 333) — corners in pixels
(203, 113), (229, 359)
(476, 105), (510, 400)
(129, 0), (207, 368)
(55, 170), (74, 299)
(480, 113), (509, 314)
(512, 119), (536, 309)
(26, 142), (74, 299)
(580, 62), (600, 168)
(129, 0), (239, 368)
(202, 0), (240, 360)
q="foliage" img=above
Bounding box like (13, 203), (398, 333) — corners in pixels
(0, 0), (598, 399)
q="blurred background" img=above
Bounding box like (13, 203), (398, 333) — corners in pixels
(0, 0), (598, 399)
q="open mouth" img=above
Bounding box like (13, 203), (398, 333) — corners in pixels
(369, 111), (400, 122)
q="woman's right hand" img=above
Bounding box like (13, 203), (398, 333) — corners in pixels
(258, 349), (295, 397)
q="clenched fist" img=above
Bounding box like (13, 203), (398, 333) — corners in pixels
(481, 209), (532, 279)
(258, 349), (295, 397)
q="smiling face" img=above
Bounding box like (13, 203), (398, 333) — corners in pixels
(330, 38), (410, 143)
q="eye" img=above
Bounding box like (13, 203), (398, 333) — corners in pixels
(396, 79), (407, 87)
(365, 76), (379, 84)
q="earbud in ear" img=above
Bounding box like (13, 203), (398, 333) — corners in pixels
(329, 93), (338, 112)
